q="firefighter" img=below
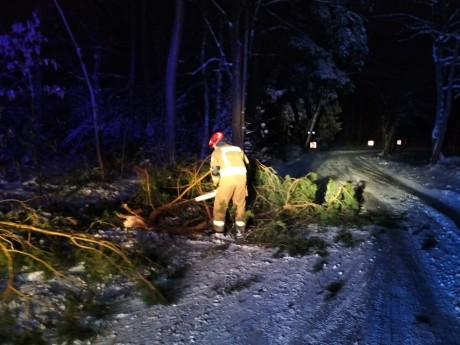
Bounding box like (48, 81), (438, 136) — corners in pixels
(208, 131), (249, 237)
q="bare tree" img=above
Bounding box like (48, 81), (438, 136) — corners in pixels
(196, 0), (264, 148)
(53, 0), (105, 178)
(0, 12), (46, 180)
(228, 1), (263, 148)
(379, 88), (418, 157)
(193, 0), (369, 151)
(403, 0), (460, 164)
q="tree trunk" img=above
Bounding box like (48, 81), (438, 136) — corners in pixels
(230, 1), (243, 148)
(30, 65), (43, 186)
(431, 38), (459, 164)
(231, 52), (244, 148)
(200, 30), (210, 158)
(215, 25), (225, 129)
(121, 1), (137, 176)
(453, 118), (460, 153)
(141, 0), (154, 135)
(229, 1), (260, 148)
(381, 124), (396, 157)
(304, 100), (322, 148)
(229, 1), (250, 148)
(165, 0), (184, 167)
(53, 0), (105, 179)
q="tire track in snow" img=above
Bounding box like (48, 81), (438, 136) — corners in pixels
(298, 151), (460, 344)
(347, 156), (460, 344)
(361, 194), (460, 345)
(352, 155), (460, 229)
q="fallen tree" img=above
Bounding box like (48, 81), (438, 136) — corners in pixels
(120, 159), (363, 237)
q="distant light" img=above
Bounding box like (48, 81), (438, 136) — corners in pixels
(396, 139), (402, 146)
(310, 141), (317, 149)
(367, 140), (374, 147)
(308, 131), (316, 135)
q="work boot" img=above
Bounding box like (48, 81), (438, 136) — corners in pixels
(213, 225), (225, 233)
(235, 224), (245, 239)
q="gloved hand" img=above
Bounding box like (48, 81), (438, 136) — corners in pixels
(213, 181), (219, 188)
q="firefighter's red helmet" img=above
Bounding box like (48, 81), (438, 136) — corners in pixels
(209, 131), (224, 148)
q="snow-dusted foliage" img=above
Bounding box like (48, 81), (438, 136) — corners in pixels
(249, 0), (370, 150)
(0, 11), (64, 180)
(0, 11), (59, 99)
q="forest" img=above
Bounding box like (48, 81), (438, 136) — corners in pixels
(0, 0), (458, 182)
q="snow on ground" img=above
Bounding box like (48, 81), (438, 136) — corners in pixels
(367, 152), (460, 210)
(92, 150), (460, 345)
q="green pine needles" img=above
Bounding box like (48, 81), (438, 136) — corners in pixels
(324, 179), (361, 216)
(252, 161), (360, 221)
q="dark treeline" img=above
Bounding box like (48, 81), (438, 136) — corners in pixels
(0, 0), (458, 180)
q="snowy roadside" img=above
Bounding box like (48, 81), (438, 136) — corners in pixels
(95, 228), (375, 345)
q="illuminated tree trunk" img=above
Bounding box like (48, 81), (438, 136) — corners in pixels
(431, 38), (459, 164)
(230, 1), (257, 148)
(165, 0), (184, 166)
(304, 100), (322, 148)
(401, 0), (460, 164)
(382, 124), (396, 157)
(200, 31), (211, 158)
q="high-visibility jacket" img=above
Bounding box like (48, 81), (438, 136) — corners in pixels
(210, 144), (249, 185)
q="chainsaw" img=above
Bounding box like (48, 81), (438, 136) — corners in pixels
(194, 190), (216, 201)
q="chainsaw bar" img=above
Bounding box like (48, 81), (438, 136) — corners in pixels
(194, 190), (217, 201)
